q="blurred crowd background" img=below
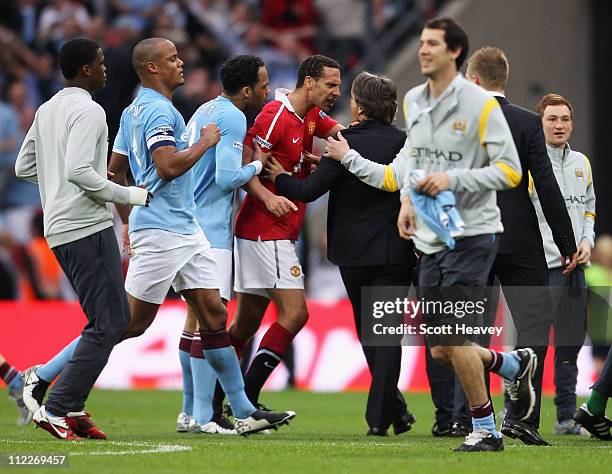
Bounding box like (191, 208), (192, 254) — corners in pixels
(0, 0), (447, 302)
(1, 0), (610, 311)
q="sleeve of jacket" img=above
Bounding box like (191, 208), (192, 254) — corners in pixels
(64, 106), (131, 204)
(339, 138), (409, 194)
(527, 115), (577, 256)
(447, 97), (522, 192)
(275, 157), (344, 202)
(15, 122), (38, 183)
(582, 156), (596, 247)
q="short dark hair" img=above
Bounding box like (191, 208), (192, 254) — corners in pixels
(296, 55), (340, 88)
(351, 72), (397, 125)
(424, 17), (469, 69)
(220, 55), (265, 95)
(467, 47), (509, 90)
(59, 37), (100, 80)
(537, 93), (574, 119)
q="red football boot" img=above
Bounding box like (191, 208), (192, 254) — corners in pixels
(33, 406), (83, 440)
(66, 412), (108, 439)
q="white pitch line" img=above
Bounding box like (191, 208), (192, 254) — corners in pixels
(0, 439), (191, 456)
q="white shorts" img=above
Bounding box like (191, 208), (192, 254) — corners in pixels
(126, 228), (219, 305)
(210, 247), (232, 302)
(233, 237), (304, 298)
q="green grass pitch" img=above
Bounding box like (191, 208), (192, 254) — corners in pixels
(1, 389), (609, 473)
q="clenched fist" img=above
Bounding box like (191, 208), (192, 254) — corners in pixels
(201, 123), (221, 148)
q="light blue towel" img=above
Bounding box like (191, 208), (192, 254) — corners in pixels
(409, 169), (465, 249)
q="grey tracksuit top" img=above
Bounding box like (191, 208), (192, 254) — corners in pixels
(339, 74), (521, 254)
(15, 87), (135, 248)
(531, 143), (596, 269)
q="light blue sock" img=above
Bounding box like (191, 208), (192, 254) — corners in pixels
(190, 356), (216, 424)
(7, 372), (23, 392)
(498, 351), (521, 381)
(204, 346), (255, 419)
(37, 337), (80, 382)
(179, 349), (194, 416)
(472, 414), (501, 438)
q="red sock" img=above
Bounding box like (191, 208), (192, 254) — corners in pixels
(244, 323), (295, 403)
(190, 332), (204, 359)
(258, 322), (294, 358)
(229, 332), (246, 359)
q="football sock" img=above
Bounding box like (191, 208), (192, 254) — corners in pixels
(487, 349), (520, 381)
(210, 332), (247, 416)
(586, 389), (608, 417)
(470, 400), (500, 438)
(37, 337), (80, 383)
(179, 330), (194, 416)
(229, 332), (247, 359)
(244, 322), (293, 404)
(190, 333), (216, 425)
(201, 330), (255, 419)
(0, 361), (22, 392)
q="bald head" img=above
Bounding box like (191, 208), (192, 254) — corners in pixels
(132, 37), (173, 77)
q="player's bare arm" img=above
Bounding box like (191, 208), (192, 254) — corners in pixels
(108, 151), (136, 254)
(397, 197), (417, 240)
(152, 123), (220, 180)
(323, 123), (344, 139)
(241, 144), (297, 217)
(264, 156), (290, 182)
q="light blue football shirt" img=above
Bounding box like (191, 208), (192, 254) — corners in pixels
(187, 96), (258, 250)
(113, 87), (198, 235)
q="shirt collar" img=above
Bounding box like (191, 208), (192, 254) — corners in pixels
(274, 88), (304, 122)
(410, 73), (464, 127)
(490, 91), (505, 98)
(140, 86), (172, 103)
(61, 87), (91, 98)
(418, 73), (463, 102)
(546, 142), (571, 161)
(415, 73), (464, 111)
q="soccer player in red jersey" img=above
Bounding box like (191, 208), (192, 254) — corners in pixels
(230, 55), (344, 405)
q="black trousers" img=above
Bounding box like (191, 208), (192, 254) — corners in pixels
(339, 264), (413, 431)
(549, 267), (587, 422)
(45, 227), (130, 415)
(490, 254), (551, 428)
(425, 252), (549, 427)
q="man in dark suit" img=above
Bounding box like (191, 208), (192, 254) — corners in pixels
(450, 46), (577, 445)
(265, 72), (416, 436)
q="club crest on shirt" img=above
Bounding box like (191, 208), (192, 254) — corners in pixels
(451, 118), (467, 137)
(575, 168), (584, 180)
(290, 266), (301, 277)
(308, 121), (316, 135)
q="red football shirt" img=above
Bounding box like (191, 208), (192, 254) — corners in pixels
(235, 90), (338, 241)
